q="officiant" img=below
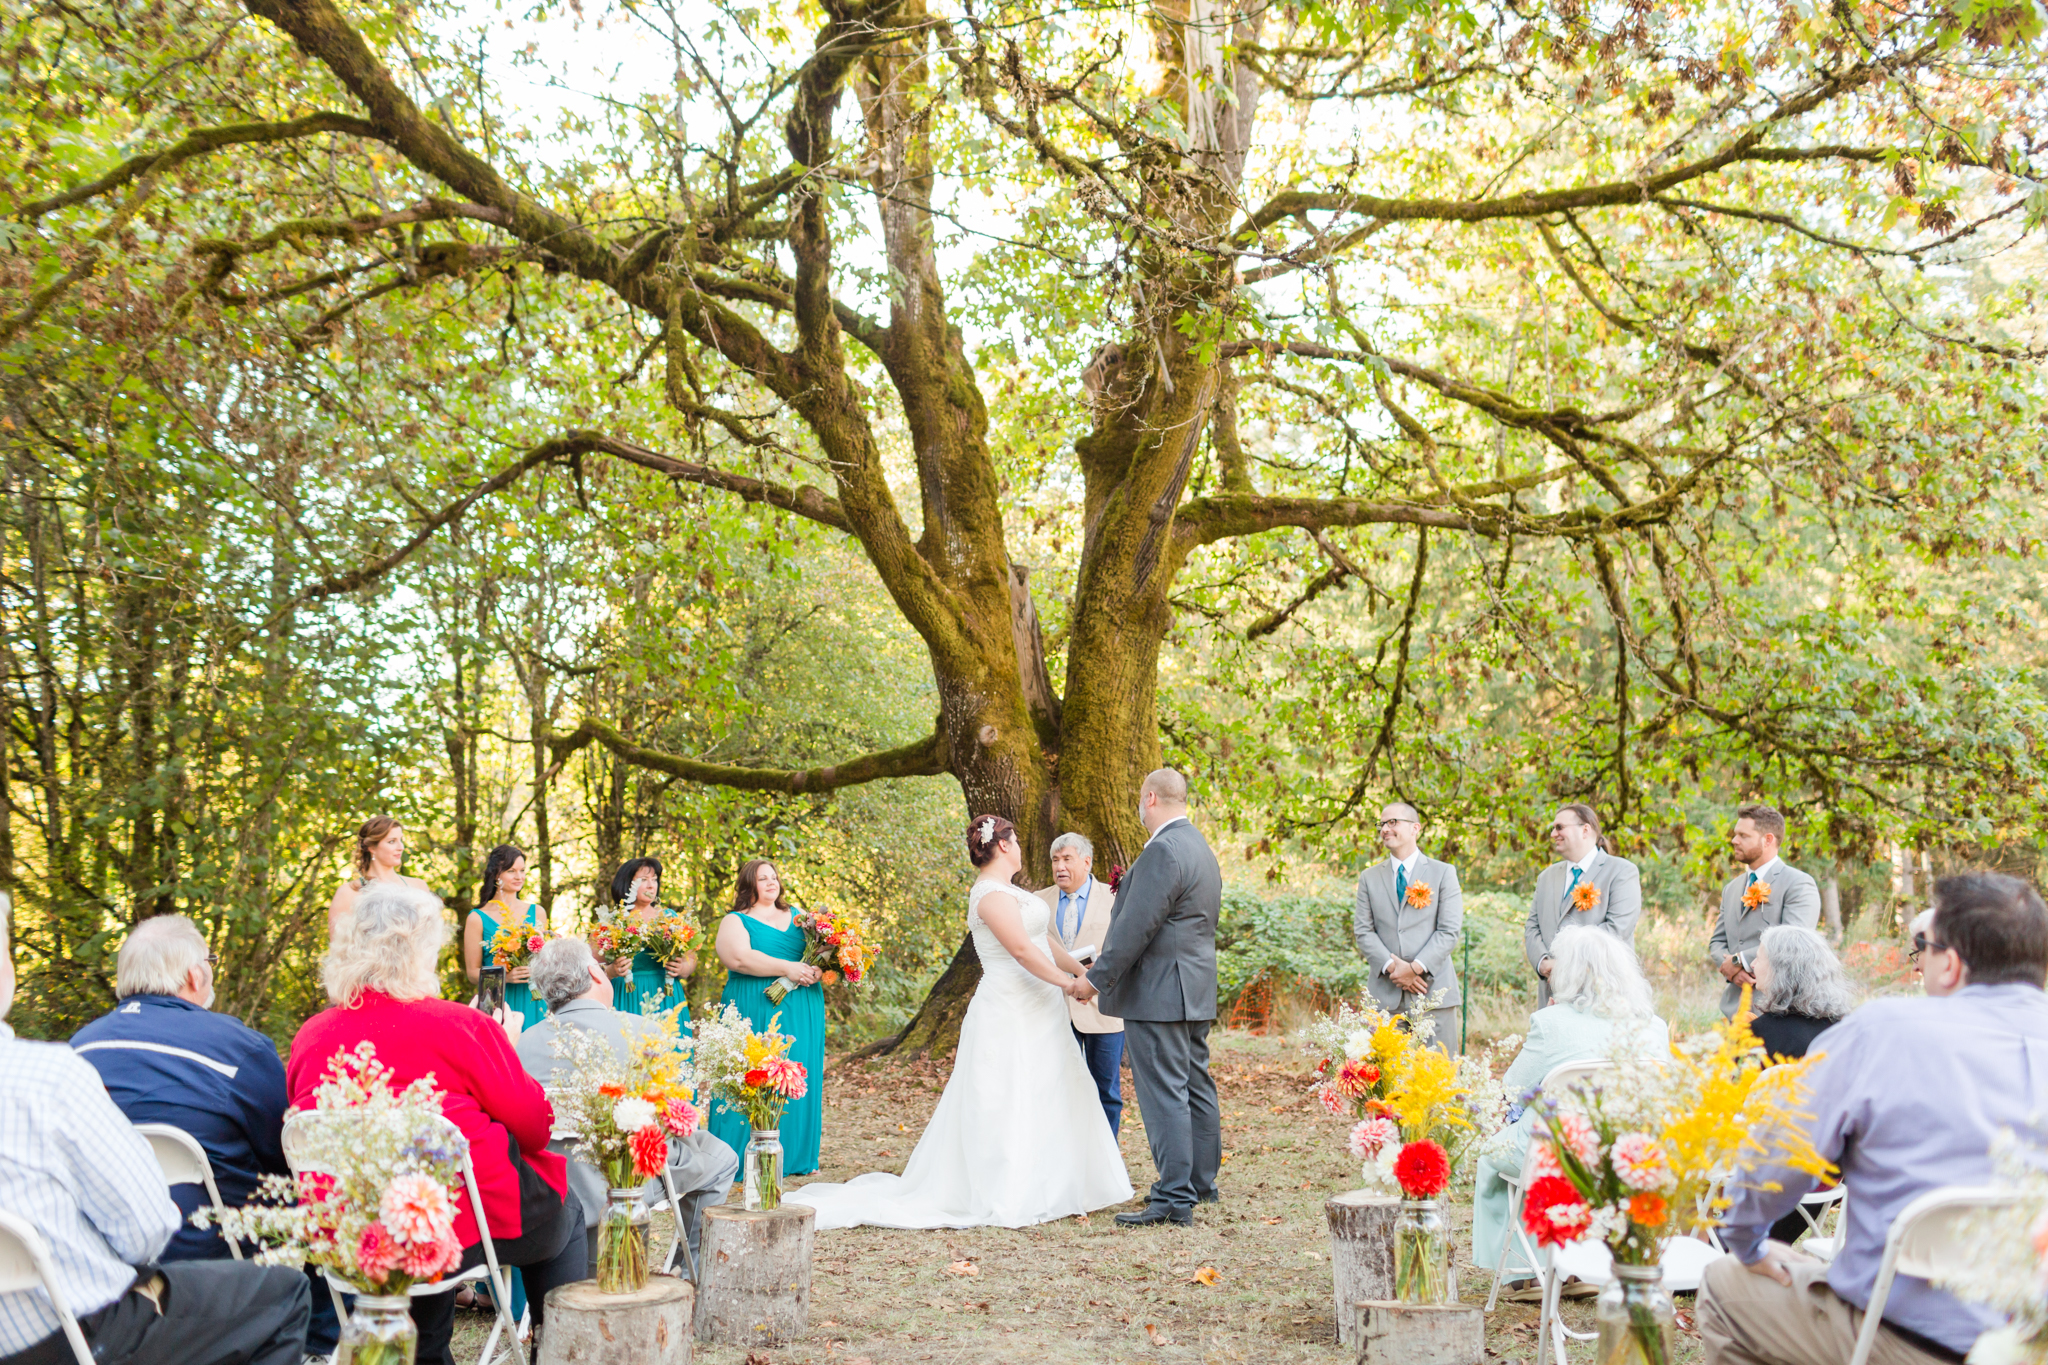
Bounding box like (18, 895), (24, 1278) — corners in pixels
(1036, 833), (1124, 1133)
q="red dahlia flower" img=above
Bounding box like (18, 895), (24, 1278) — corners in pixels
(630, 1124), (670, 1178)
(1521, 1174), (1593, 1247)
(743, 1068), (771, 1089)
(1393, 1140), (1451, 1197)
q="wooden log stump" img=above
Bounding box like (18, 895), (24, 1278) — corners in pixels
(1352, 1301), (1485, 1365)
(1326, 1190), (1398, 1345)
(539, 1276), (694, 1365)
(692, 1203), (814, 1348)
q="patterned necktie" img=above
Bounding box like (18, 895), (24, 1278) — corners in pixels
(1060, 891), (1077, 943)
(1566, 865), (1584, 908)
(1395, 864), (1408, 906)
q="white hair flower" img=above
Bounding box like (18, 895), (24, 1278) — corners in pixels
(612, 1096), (658, 1132)
(978, 817), (996, 844)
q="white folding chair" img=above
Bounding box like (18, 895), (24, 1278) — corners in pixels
(1848, 1184), (2007, 1365)
(282, 1111), (527, 1365)
(1791, 1184), (1847, 1261)
(1485, 1059), (1612, 1314)
(133, 1123), (243, 1261)
(0, 1211), (93, 1365)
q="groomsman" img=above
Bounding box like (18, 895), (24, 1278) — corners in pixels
(1525, 803), (1642, 1005)
(1707, 803), (1823, 1017)
(1352, 802), (1464, 1051)
(1036, 832), (1125, 1134)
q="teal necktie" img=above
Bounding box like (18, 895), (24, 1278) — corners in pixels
(1566, 866), (1584, 907)
(1395, 865), (1408, 905)
(1747, 871), (1758, 889)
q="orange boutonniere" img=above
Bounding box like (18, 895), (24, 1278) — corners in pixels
(1404, 882), (1433, 910)
(1742, 880), (1772, 911)
(1571, 883), (1601, 913)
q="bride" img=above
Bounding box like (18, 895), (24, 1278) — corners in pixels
(785, 814), (1133, 1229)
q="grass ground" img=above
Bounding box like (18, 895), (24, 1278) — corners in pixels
(454, 1028), (1717, 1365)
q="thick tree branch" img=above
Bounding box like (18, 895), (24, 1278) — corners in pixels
(11, 112), (384, 219)
(549, 717), (947, 793)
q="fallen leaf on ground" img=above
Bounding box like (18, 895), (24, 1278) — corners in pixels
(946, 1259), (979, 1276)
(1192, 1266), (1220, 1285)
(1262, 1216), (1283, 1225)
(1145, 1322), (1174, 1347)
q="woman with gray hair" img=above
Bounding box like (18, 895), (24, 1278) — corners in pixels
(1749, 924), (1858, 1060)
(1470, 925), (1671, 1290)
(289, 882), (585, 1364)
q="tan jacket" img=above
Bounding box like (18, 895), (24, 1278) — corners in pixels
(1036, 878), (1122, 1034)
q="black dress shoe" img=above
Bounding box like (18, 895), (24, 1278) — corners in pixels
(1115, 1204), (1193, 1226)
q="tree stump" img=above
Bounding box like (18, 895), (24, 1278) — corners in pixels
(539, 1276), (693, 1365)
(1326, 1190), (1398, 1345)
(1353, 1301), (1485, 1365)
(692, 1203), (814, 1347)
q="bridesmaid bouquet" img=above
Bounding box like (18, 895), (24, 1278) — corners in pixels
(588, 909), (647, 966)
(641, 910), (699, 968)
(486, 918), (551, 968)
(195, 1044), (466, 1301)
(765, 905), (876, 1002)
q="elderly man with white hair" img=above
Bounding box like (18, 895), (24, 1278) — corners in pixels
(1, 918), (312, 1365)
(515, 936), (738, 1273)
(70, 915), (292, 1263)
(1035, 832), (1124, 1133)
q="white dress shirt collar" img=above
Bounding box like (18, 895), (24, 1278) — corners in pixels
(1145, 814), (1189, 845)
(1745, 856), (1782, 884)
(1568, 849), (1602, 876)
(1388, 851), (1423, 877)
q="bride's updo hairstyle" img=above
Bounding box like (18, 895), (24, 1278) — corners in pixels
(965, 815), (1017, 867)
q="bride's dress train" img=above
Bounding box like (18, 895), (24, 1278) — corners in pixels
(785, 880), (1134, 1229)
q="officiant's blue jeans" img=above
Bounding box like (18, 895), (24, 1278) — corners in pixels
(1122, 1019), (1222, 1210)
(1074, 1027), (1126, 1135)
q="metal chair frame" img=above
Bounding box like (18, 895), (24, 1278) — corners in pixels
(0, 1210), (94, 1365)
(1848, 1184), (2006, 1365)
(133, 1122), (244, 1261)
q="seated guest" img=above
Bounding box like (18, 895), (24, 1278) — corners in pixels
(1702, 872), (2048, 1365)
(1747, 924), (1858, 1062)
(69, 915), (290, 1261)
(0, 921), (310, 1365)
(515, 937), (737, 1273)
(291, 882), (585, 1365)
(1910, 908), (1960, 997)
(1471, 925), (1670, 1289)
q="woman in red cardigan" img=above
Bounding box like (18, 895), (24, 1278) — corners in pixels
(291, 882), (586, 1365)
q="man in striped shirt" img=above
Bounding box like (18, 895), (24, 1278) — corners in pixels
(0, 920), (310, 1365)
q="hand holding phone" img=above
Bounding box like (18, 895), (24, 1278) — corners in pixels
(477, 965), (507, 1017)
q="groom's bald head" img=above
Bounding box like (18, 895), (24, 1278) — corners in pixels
(1139, 769), (1189, 830)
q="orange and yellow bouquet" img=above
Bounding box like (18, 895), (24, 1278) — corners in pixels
(640, 909), (699, 969)
(486, 918), (552, 968)
(587, 909), (646, 965)
(766, 905), (877, 1002)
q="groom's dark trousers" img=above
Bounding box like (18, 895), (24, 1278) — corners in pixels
(1085, 816), (1225, 1214)
(1122, 1020), (1220, 1206)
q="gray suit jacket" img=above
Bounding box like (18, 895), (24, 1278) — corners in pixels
(1086, 818), (1222, 1022)
(1707, 861), (1823, 1016)
(1353, 855), (1464, 1016)
(515, 999), (737, 1229)
(1524, 851), (1643, 1006)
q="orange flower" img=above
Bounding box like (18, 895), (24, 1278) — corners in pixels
(1743, 881), (1772, 910)
(821, 969), (841, 985)
(597, 1083), (625, 1098)
(1404, 882), (1433, 910)
(1628, 1192), (1669, 1228)
(1571, 883), (1602, 913)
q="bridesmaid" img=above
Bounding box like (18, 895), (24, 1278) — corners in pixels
(605, 858), (697, 1023)
(708, 860), (825, 1175)
(325, 815), (435, 941)
(464, 844), (550, 1030)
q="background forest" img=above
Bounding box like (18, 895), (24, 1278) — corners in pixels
(3, 0), (2045, 1049)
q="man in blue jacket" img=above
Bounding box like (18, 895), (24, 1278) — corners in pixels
(71, 915), (290, 1262)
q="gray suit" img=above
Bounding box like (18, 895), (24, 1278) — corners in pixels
(1087, 817), (1223, 1211)
(1524, 851), (1643, 1006)
(515, 998), (738, 1275)
(1706, 861), (1823, 1017)
(1353, 855), (1463, 1051)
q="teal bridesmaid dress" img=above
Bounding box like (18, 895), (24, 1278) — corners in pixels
(707, 911), (825, 1175)
(611, 914), (690, 1026)
(476, 901), (549, 1030)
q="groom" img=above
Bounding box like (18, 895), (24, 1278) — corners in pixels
(1079, 768), (1223, 1227)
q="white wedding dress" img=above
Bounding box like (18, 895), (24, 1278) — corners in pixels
(785, 880), (1133, 1229)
